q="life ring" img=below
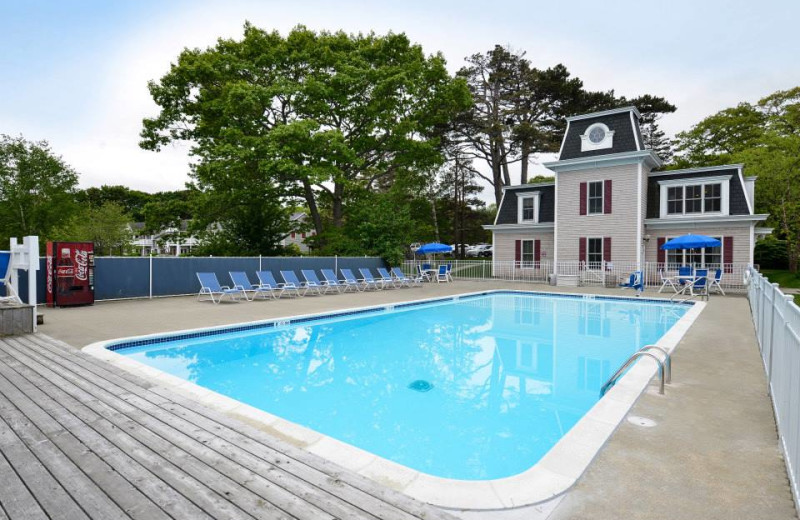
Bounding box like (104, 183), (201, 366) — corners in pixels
(743, 269), (751, 287)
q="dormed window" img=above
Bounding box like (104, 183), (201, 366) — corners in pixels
(658, 175), (731, 218)
(580, 122), (615, 152)
(516, 191), (541, 223)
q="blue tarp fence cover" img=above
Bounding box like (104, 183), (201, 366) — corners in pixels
(18, 256), (385, 304)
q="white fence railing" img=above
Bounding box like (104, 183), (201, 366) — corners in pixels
(748, 267), (800, 512)
(401, 260), (752, 292)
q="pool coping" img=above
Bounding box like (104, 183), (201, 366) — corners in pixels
(82, 289), (706, 510)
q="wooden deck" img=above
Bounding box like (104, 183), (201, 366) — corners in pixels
(0, 334), (456, 520)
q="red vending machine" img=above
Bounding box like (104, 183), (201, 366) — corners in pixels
(46, 242), (95, 307)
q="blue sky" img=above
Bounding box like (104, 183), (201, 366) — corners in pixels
(2, 0), (798, 199)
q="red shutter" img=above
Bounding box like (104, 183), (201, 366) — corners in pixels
(604, 179), (612, 214)
(534, 239), (541, 263)
(579, 237), (586, 263)
(723, 236), (733, 273)
(603, 237), (612, 262)
(579, 182), (587, 215)
(515, 240), (521, 263)
(657, 237), (666, 264)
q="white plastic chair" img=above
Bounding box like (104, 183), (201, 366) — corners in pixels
(658, 269), (678, 294)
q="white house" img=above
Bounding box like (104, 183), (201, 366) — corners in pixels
(484, 106), (770, 281)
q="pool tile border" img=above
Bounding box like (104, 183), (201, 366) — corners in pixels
(83, 289), (705, 510)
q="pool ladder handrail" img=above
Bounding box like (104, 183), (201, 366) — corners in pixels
(600, 345), (672, 397)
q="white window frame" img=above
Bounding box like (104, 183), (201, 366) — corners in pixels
(664, 235), (723, 268)
(517, 191), (540, 223)
(658, 175), (730, 218)
(586, 237), (603, 267)
(587, 180), (604, 215)
(580, 122), (615, 152)
(520, 239), (536, 269)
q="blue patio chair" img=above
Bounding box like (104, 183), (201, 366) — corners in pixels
(677, 266), (693, 286)
(196, 272), (245, 304)
(339, 269), (366, 292)
(376, 267), (399, 288)
(676, 268), (709, 299)
(709, 269), (725, 295)
(435, 264), (449, 283)
(416, 264), (432, 283)
(0, 251), (20, 304)
(256, 271), (293, 298)
(446, 263), (453, 282)
(658, 269), (678, 294)
(619, 271), (644, 293)
(358, 268), (385, 290)
(282, 270), (320, 296)
(391, 267), (423, 287)
(301, 269), (332, 295)
(320, 269), (351, 293)
(229, 271), (276, 301)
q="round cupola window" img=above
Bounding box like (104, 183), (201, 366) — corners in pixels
(588, 125), (606, 143)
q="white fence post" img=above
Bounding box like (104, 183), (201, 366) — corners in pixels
(149, 255), (153, 299)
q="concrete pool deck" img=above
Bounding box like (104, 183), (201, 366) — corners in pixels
(36, 281), (798, 519)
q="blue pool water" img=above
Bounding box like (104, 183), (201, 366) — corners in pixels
(117, 292), (688, 480)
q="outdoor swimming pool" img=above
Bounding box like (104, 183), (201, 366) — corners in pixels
(110, 291), (689, 481)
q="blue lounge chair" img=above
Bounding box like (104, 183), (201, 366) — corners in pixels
(301, 269), (333, 294)
(281, 270), (319, 296)
(339, 269), (365, 292)
(620, 271), (644, 293)
(710, 268), (725, 295)
(391, 267), (423, 287)
(358, 268), (385, 290)
(376, 268), (399, 288)
(0, 251), (21, 304)
(196, 272), (245, 304)
(435, 264), (449, 283)
(256, 271), (293, 298)
(321, 269), (352, 293)
(229, 271), (276, 301)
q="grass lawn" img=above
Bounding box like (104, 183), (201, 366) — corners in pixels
(760, 269), (800, 306)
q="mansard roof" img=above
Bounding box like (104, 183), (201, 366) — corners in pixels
(494, 183), (555, 225)
(558, 106), (643, 161)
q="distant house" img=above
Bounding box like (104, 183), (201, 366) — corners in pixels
(280, 212), (316, 253)
(129, 220), (199, 256)
(484, 106), (771, 277)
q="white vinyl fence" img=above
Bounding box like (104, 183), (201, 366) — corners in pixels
(747, 267), (800, 511)
(402, 259), (752, 292)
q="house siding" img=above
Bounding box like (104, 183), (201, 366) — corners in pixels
(494, 231), (555, 263)
(556, 163), (642, 264)
(644, 224), (752, 265)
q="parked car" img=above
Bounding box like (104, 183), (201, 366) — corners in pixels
(480, 245), (493, 257)
(466, 244), (491, 257)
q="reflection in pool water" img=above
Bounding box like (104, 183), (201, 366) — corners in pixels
(121, 293), (686, 480)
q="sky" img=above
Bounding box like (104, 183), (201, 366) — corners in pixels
(2, 0), (799, 203)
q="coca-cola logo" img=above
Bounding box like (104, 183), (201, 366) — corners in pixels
(75, 250), (89, 281)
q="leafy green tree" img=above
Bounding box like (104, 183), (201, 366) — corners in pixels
(673, 87), (800, 270)
(0, 135), (79, 247)
(52, 202), (133, 255)
(140, 24), (471, 252)
(76, 185), (150, 221)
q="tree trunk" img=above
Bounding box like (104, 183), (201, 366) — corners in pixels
(431, 194), (440, 243)
(520, 142), (530, 184)
(301, 178), (324, 237)
(332, 183), (344, 228)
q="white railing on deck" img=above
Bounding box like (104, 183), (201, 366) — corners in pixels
(401, 260), (752, 292)
(747, 267), (800, 512)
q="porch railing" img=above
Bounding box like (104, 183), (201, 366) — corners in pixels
(401, 259), (752, 292)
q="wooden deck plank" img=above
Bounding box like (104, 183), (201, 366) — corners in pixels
(0, 334), (457, 520)
(0, 352), (175, 520)
(34, 335), (457, 520)
(0, 340), (273, 520)
(0, 449), (48, 520)
(0, 400), (89, 520)
(6, 337), (364, 520)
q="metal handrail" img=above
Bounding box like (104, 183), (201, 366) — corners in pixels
(639, 345), (671, 383)
(600, 351), (666, 397)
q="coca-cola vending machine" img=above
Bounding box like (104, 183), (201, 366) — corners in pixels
(46, 242), (95, 307)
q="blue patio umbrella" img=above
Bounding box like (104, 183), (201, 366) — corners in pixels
(660, 234), (721, 250)
(415, 242), (453, 254)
